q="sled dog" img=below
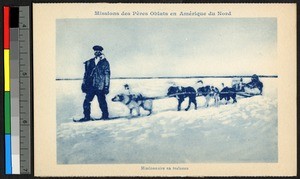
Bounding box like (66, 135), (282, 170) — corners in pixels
(112, 93), (153, 117)
(167, 86), (197, 111)
(219, 86), (237, 104)
(197, 85), (220, 107)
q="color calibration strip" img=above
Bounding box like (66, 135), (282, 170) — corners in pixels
(3, 6), (31, 174)
(4, 6), (12, 174)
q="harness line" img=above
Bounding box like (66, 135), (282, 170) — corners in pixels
(141, 91), (260, 101)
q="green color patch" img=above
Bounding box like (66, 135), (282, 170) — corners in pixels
(4, 92), (11, 134)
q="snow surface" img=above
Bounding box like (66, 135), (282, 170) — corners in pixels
(56, 78), (277, 164)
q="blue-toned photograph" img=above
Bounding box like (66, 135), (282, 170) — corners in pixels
(56, 18), (277, 164)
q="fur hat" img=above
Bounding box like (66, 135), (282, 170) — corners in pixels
(93, 45), (103, 51)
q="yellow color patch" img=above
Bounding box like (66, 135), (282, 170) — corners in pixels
(4, 50), (10, 91)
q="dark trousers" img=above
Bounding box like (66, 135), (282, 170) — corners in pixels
(83, 87), (108, 119)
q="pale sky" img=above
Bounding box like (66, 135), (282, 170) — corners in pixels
(56, 18), (277, 78)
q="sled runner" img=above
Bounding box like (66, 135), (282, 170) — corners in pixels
(73, 114), (151, 122)
(236, 92), (261, 98)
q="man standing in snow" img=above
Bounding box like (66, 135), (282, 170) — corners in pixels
(80, 45), (111, 121)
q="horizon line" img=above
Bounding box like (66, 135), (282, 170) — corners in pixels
(56, 75), (278, 81)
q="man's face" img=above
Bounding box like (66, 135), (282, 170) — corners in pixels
(94, 50), (102, 57)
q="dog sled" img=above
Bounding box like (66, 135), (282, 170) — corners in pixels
(236, 91), (261, 98)
(232, 74), (263, 98)
(73, 75), (264, 122)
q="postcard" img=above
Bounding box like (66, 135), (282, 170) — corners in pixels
(33, 3), (296, 177)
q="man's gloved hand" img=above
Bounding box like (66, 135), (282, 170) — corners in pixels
(104, 87), (109, 95)
(81, 82), (87, 93)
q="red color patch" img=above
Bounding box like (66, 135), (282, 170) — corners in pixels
(4, 7), (10, 49)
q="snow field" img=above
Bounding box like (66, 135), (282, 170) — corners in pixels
(56, 78), (277, 164)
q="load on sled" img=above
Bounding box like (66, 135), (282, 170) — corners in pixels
(232, 74), (263, 97)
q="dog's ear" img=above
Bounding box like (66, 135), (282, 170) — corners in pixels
(112, 95), (118, 101)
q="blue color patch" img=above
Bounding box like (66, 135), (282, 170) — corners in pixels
(5, 134), (12, 174)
